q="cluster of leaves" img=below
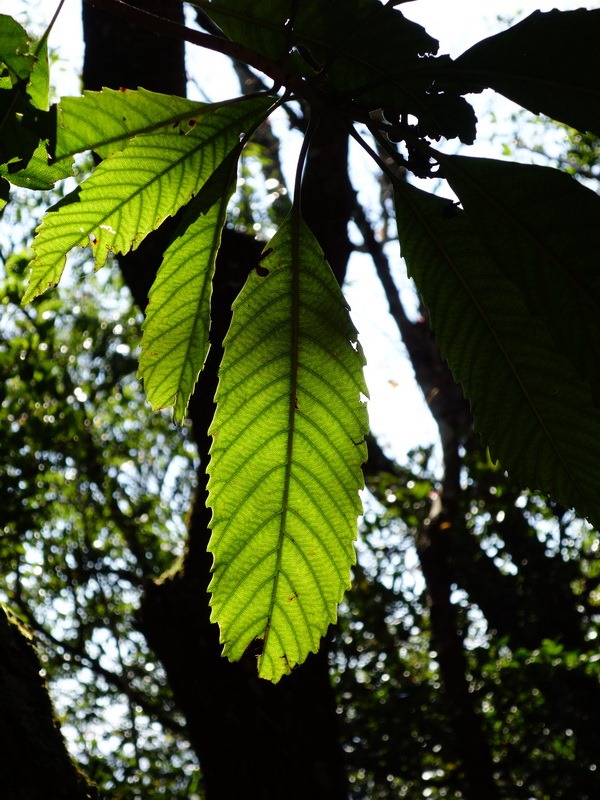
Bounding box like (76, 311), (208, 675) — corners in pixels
(2, 1), (600, 683)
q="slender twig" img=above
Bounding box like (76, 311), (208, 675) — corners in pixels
(34, 0), (67, 57)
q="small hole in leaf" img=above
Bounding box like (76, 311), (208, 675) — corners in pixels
(255, 266), (270, 277)
(243, 637), (264, 657)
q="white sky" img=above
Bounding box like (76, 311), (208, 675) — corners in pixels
(5, 0), (599, 460)
(404, 0), (597, 55)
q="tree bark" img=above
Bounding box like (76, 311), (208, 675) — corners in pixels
(0, 607), (97, 800)
(416, 431), (500, 800)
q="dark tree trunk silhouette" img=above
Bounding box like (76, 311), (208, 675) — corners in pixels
(0, 607), (97, 800)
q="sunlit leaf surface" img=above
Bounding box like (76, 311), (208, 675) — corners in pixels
(55, 87), (220, 160)
(24, 95), (272, 302)
(139, 151), (240, 422)
(207, 213), (368, 682)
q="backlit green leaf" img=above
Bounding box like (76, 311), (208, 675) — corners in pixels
(25, 36), (49, 111)
(207, 213), (368, 682)
(24, 95), (272, 303)
(139, 150), (240, 422)
(395, 182), (600, 529)
(0, 14), (33, 81)
(0, 136), (72, 190)
(0, 31), (56, 184)
(55, 87), (220, 161)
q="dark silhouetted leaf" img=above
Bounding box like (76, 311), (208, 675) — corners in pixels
(440, 154), (600, 403)
(395, 182), (600, 529)
(452, 10), (600, 136)
(205, 0), (475, 142)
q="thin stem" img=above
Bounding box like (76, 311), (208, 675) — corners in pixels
(342, 119), (406, 187)
(34, 0), (67, 57)
(293, 110), (320, 210)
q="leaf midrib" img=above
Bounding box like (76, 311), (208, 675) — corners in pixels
(259, 210), (301, 665)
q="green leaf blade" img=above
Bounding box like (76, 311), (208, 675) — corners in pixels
(25, 36), (49, 111)
(1, 136), (72, 190)
(24, 95), (272, 303)
(55, 88), (217, 161)
(0, 14), (34, 81)
(207, 215), (368, 682)
(139, 152), (240, 422)
(395, 183), (600, 528)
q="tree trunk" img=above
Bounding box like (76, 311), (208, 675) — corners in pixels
(0, 607), (97, 800)
(415, 401), (500, 799)
(376, 294), (500, 796)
